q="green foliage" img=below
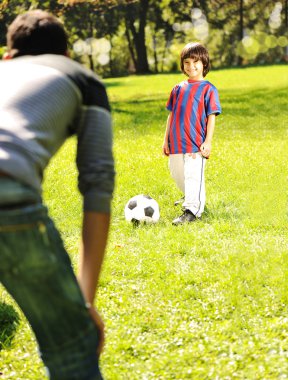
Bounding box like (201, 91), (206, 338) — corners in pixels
(1, 1), (287, 75)
(0, 65), (288, 379)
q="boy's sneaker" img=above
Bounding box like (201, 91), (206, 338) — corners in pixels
(174, 196), (185, 206)
(172, 209), (196, 225)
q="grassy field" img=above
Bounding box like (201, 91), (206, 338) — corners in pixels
(0, 65), (288, 379)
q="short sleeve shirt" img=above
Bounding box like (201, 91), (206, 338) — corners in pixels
(166, 79), (221, 154)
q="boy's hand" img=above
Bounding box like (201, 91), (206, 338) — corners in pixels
(200, 141), (211, 158)
(162, 141), (170, 156)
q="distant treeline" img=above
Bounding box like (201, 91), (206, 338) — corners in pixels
(0, 0), (287, 76)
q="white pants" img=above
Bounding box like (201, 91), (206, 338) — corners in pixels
(169, 153), (206, 217)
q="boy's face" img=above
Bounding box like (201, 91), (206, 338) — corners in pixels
(183, 58), (204, 81)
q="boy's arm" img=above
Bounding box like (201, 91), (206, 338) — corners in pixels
(163, 113), (171, 156)
(200, 114), (216, 158)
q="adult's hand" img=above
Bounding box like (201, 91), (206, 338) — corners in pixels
(88, 306), (105, 356)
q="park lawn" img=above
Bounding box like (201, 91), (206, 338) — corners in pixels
(0, 64), (288, 379)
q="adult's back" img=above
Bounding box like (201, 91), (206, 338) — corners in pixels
(0, 10), (115, 380)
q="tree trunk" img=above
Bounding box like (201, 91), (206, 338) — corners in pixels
(285, 0), (288, 61)
(161, 39), (168, 73)
(125, 22), (137, 70)
(153, 35), (158, 73)
(108, 33), (114, 77)
(238, 0), (244, 65)
(125, 0), (150, 74)
(88, 54), (94, 71)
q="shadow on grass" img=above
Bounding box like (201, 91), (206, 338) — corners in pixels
(220, 86), (287, 118)
(112, 86), (287, 134)
(202, 203), (244, 223)
(0, 303), (20, 350)
(105, 81), (123, 88)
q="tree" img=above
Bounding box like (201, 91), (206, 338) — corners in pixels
(0, 0), (64, 47)
(1, 0), (286, 71)
(124, 0), (150, 73)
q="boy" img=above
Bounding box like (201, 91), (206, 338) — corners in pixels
(0, 10), (115, 379)
(163, 42), (221, 225)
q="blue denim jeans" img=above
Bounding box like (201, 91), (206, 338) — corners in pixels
(0, 178), (103, 380)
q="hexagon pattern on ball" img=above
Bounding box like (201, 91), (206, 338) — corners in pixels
(124, 194), (160, 224)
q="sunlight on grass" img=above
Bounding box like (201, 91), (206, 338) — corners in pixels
(0, 65), (287, 379)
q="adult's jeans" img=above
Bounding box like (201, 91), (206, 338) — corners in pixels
(0, 178), (103, 380)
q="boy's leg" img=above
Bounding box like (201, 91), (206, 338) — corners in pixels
(0, 204), (103, 380)
(169, 154), (185, 193)
(182, 153), (206, 218)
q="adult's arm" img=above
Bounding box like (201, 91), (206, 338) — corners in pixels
(76, 95), (115, 354)
(78, 211), (110, 355)
(78, 211), (110, 304)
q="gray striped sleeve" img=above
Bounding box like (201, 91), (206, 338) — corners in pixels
(76, 105), (115, 213)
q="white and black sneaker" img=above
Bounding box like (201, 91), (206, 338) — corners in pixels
(172, 209), (197, 225)
(174, 196), (185, 206)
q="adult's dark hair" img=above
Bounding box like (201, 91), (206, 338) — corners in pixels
(180, 42), (211, 77)
(6, 10), (68, 58)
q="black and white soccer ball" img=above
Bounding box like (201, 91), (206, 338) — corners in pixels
(124, 194), (160, 224)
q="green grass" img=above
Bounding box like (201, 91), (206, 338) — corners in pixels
(0, 303), (19, 351)
(1, 65), (288, 379)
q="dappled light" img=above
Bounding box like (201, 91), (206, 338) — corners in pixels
(0, 1), (287, 76)
(73, 37), (111, 65)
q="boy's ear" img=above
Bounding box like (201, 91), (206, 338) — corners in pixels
(3, 51), (12, 60)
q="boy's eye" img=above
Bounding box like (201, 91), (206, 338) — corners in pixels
(184, 60), (198, 64)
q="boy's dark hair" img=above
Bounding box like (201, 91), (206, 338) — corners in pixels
(180, 42), (211, 77)
(6, 10), (68, 58)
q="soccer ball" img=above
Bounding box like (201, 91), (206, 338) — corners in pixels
(124, 194), (160, 224)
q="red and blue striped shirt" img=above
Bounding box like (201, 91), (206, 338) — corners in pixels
(166, 79), (221, 154)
